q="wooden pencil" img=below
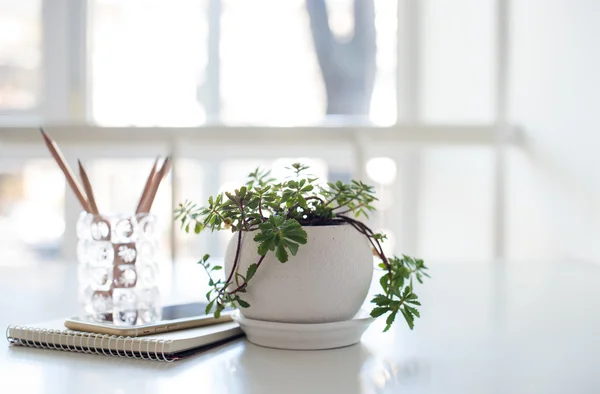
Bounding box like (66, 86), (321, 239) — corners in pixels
(78, 160), (99, 214)
(135, 157), (160, 214)
(39, 128), (91, 212)
(140, 156), (172, 213)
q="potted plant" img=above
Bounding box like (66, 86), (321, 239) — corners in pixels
(175, 163), (428, 332)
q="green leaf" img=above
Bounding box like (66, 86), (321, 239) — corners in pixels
(370, 307), (389, 318)
(203, 254), (210, 263)
(257, 241), (270, 256)
(211, 265), (222, 271)
(386, 310), (398, 326)
(373, 232), (387, 241)
(276, 243), (289, 262)
(405, 305), (420, 318)
(400, 308), (414, 330)
(237, 299), (250, 308)
(208, 278), (214, 286)
(205, 299), (215, 315)
(286, 241), (299, 256)
(225, 192), (237, 203)
(246, 264), (258, 281)
(297, 195), (307, 208)
(256, 222), (272, 233)
(247, 198), (260, 209)
(214, 306), (222, 319)
(205, 290), (212, 301)
(194, 222), (202, 234)
(389, 300), (402, 308)
(371, 294), (390, 306)
(284, 231), (308, 245)
(380, 275), (389, 291)
(392, 276), (405, 291)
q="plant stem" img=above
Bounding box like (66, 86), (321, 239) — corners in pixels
(240, 201), (251, 231)
(324, 191), (342, 207)
(258, 196), (265, 220)
(343, 219), (384, 260)
(228, 254), (266, 294)
(336, 214), (394, 294)
(221, 229), (243, 295)
(208, 208), (228, 227)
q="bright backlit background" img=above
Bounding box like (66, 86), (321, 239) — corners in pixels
(0, 0), (598, 269)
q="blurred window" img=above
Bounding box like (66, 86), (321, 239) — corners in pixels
(0, 0), (41, 111)
(418, 147), (494, 262)
(0, 0), (506, 264)
(90, 0), (209, 126)
(0, 0), (498, 123)
(420, 0), (496, 123)
(90, 0), (397, 126)
(0, 160), (64, 264)
(220, 0), (397, 126)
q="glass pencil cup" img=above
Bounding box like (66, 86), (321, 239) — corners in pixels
(76, 212), (162, 325)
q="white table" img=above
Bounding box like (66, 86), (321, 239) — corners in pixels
(2, 261), (600, 393)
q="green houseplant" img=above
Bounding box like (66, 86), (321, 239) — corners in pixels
(175, 163), (429, 332)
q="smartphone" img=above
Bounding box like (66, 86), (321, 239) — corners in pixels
(64, 302), (234, 337)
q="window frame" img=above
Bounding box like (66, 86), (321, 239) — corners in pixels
(0, 0), (514, 262)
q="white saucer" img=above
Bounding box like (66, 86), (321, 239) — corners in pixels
(232, 309), (375, 350)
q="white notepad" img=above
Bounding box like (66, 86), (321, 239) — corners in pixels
(6, 320), (243, 362)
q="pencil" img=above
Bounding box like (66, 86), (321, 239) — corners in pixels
(78, 160), (99, 214)
(39, 128), (91, 212)
(135, 157), (160, 214)
(140, 156), (172, 212)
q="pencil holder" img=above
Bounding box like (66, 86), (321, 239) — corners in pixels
(76, 212), (162, 325)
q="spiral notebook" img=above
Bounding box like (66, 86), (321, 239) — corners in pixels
(6, 320), (243, 362)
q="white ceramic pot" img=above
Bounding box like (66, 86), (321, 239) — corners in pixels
(224, 224), (373, 323)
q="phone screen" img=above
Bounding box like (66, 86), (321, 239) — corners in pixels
(65, 302), (233, 335)
(161, 302), (209, 320)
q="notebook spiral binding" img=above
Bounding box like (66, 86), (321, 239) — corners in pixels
(6, 325), (176, 362)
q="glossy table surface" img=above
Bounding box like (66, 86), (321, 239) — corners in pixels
(1, 260), (600, 394)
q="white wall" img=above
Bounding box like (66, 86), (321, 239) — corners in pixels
(509, 0), (600, 263)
